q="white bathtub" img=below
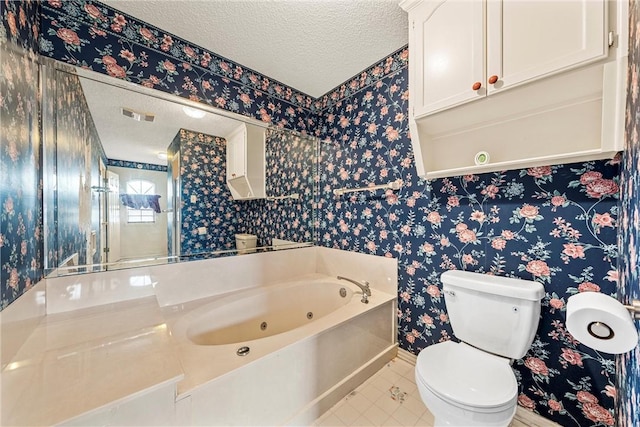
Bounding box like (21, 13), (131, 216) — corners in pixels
(167, 274), (397, 426)
(187, 279), (358, 345)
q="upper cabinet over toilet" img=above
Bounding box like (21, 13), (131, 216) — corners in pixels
(226, 122), (266, 200)
(400, 0), (629, 179)
(412, 0), (608, 116)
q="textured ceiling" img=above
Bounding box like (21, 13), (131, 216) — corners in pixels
(100, 0), (408, 98)
(80, 75), (244, 165)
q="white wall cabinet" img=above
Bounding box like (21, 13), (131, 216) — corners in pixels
(226, 126), (247, 181)
(401, 0), (628, 179)
(411, 0), (609, 117)
(226, 123), (266, 200)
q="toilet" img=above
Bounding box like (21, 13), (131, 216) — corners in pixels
(235, 233), (257, 254)
(415, 270), (544, 427)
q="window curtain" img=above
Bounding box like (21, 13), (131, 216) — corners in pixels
(119, 194), (162, 213)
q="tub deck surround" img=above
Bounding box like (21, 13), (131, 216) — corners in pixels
(43, 246), (397, 314)
(0, 246), (399, 425)
(0, 280), (47, 368)
(0, 296), (183, 427)
(162, 273), (398, 396)
(152, 246), (320, 307)
(315, 248), (398, 297)
(45, 265), (159, 314)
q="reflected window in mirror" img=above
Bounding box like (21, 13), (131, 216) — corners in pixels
(125, 179), (156, 223)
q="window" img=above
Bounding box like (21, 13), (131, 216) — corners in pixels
(126, 179), (156, 223)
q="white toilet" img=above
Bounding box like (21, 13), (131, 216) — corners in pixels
(415, 270), (545, 427)
(235, 233), (257, 254)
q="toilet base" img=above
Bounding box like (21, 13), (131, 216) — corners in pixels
(433, 415), (513, 427)
(417, 379), (516, 427)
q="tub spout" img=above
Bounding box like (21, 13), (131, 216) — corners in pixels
(337, 276), (371, 303)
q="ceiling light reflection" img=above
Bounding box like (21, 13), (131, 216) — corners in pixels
(182, 106), (206, 119)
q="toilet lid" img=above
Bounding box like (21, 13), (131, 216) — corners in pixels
(416, 341), (517, 410)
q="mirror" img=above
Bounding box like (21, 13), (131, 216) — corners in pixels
(42, 63), (316, 276)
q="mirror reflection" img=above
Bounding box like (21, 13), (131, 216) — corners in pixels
(43, 65), (316, 276)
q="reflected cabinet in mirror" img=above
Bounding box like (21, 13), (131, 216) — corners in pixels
(42, 62), (317, 276)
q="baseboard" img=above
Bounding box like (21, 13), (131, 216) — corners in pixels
(514, 407), (563, 427)
(396, 347), (417, 365)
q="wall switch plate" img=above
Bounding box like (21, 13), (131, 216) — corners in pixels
(190, 195), (197, 203)
(198, 227), (207, 235)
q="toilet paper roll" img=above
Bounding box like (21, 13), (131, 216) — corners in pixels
(566, 292), (638, 355)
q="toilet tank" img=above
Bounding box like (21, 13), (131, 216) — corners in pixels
(441, 270), (545, 360)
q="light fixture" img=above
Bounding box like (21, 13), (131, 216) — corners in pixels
(157, 152), (168, 161)
(182, 105), (206, 119)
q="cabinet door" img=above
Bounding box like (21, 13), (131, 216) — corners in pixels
(226, 126), (246, 180)
(487, 0), (607, 94)
(412, 0), (485, 117)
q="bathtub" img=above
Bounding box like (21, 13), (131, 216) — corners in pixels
(166, 274), (397, 426)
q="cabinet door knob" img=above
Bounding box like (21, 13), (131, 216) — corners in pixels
(488, 75), (499, 84)
(472, 82), (482, 91)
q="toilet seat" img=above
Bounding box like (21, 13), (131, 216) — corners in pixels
(415, 341), (518, 412)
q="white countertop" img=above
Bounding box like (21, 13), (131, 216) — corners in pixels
(1, 296), (184, 426)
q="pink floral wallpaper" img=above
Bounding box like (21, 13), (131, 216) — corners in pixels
(315, 57), (620, 426)
(616, 0), (640, 424)
(1, 0), (42, 309)
(39, 0), (316, 134)
(2, 0), (639, 425)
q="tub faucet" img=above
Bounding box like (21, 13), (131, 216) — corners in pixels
(337, 276), (371, 304)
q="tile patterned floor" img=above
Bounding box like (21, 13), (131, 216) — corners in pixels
(312, 358), (560, 427)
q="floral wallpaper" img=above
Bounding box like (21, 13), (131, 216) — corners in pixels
(315, 55), (621, 425)
(0, 1), (42, 310)
(107, 159), (167, 172)
(1, 0), (39, 52)
(3, 1), (639, 425)
(616, 0), (640, 425)
(168, 127), (316, 257)
(39, 0), (317, 135)
(314, 46), (409, 113)
(242, 128), (316, 246)
(47, 69), (105, 269)
(168, 129), (240, 256)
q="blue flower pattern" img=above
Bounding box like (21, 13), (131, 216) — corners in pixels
(1, 0), (42, 309)
(1, 0), (639, 425)
(168, 128), (316, 255)
(315, 64), (620, 426)
(107, 159), (167, 172)
(39, 0), (317, 134)
(616, 0), (640, 425)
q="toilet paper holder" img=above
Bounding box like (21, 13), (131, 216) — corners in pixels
(567, 294), (639, 354)
(624, 299), (640, 320)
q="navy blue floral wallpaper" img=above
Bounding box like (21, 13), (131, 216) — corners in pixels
(243, 128), (316, 246)
(1, 1), (42, 309)
(39, 0), (317, 135)
(168, 129), (240, 256)
(315, 52), (620, 426)
(50, 70), (105, 268)
(107, 159), (167, 172)
(1, 0), (39, 52)
(3, 1), (639, 425)
(168, 127), (316, 257)
(616, 1), (640, 425)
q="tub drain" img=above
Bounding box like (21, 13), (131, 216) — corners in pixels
(236, 346), (250, 357)
(260, 321), (268, 330)
(307, 312), (314, 320)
